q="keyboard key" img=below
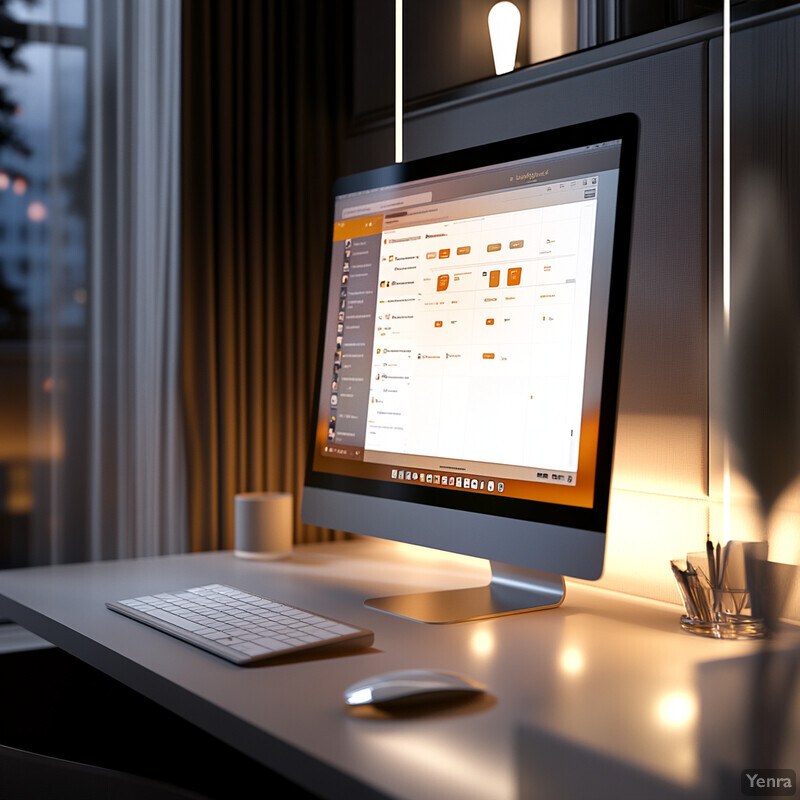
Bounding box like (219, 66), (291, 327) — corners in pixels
(146, 608), (204, 631)
(325, 623), (359, 635)
(253, 636), (284, 650)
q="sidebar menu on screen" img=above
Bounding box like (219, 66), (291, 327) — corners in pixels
(325, 218), (382, 457)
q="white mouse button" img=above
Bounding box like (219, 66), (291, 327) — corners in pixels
(344, 669), (485, 707)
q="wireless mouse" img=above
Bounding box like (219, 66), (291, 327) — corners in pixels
(343, 669), (486, 708)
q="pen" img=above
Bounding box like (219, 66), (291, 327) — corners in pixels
(719, 540), (730, 589)
(671, 562), (699, 618)
(686, 567), (711, 621)
(706, 535), (717, 589)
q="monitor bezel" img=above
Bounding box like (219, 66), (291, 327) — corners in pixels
(302, 113), (638, 569)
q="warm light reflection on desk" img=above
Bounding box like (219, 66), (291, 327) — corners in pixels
(656, 690), (698, 730)
(470, 627), (495, 658)
(656, 689), (700, 782)
(559, 647), (585, 676)
(347, 726), (513, 800)
(546, 612), (704, 788)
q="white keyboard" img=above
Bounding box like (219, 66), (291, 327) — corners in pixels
(106, 583), (374, 665)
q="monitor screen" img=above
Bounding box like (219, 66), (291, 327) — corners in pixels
(303, 114), (638, 622)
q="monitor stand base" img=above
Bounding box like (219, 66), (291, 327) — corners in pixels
(364, 561), (566, 624)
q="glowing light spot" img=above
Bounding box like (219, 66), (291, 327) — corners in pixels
(13, 177), (27, 195)
(470, 629), (495, 657)
(0, 172), (9, 191)
(27, 201), (47, 222)
(559, 648), (585, 676)
(656, 691), (697, 729)
(488, 2), (521, 75)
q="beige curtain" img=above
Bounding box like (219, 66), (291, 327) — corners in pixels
(181, 0), (349, 550)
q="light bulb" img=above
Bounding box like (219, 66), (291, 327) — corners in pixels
(488, 2), (521, 75)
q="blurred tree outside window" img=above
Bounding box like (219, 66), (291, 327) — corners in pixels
(0, 0), (87, 567)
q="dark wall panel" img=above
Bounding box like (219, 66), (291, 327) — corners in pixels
(709, 14), (800, 544)
(352, 0), (523, 121)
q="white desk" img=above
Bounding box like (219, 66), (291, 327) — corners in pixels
(0, 538), (798, 799)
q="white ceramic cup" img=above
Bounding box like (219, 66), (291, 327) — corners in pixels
(234, 492), (293, 560)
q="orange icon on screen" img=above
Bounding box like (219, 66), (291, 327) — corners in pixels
(507, 267), (522, 286)
(438, 249), (450, 259)
(489, 270), (500, 288)
(434, 320), (443, 328)
(457, 246), (471, 255)
(486, 318), (495, 325)
(437, 274), (450, 292)
(427, 251), (437, 259)
(483, 353), (495, 359)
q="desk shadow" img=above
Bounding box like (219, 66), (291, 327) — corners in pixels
(344, 692), (495, 721)
(243, 646), (383, 668)
(563, 600), (683, 637)
(279, 554), (340, 568)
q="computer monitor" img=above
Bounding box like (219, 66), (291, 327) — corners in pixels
(302, 114), (638, 623)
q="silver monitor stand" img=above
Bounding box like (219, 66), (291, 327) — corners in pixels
(365, 562), (565, 623)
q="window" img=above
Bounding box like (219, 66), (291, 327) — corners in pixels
(0, 0), (88, 567)
(1, 0), (184, 565)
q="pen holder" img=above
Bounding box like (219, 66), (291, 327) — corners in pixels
(671, 555), (766, 640)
